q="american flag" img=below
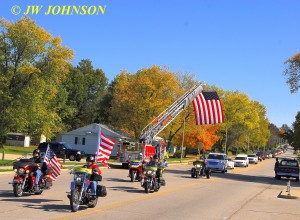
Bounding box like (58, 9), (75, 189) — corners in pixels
(96, 132), (116, 166)
(192, 91), (224, 125)
(44, 144), (62, 181)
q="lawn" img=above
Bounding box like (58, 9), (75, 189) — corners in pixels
(0, 145), (36, 155)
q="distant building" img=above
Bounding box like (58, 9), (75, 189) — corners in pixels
(59, 123), (132, 156)
(6, 132), (30, 147)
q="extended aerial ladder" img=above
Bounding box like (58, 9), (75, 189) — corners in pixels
(139, 82), (204, 147)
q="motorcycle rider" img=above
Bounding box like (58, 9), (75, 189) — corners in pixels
(274, 158), (279, 175)
(84, 155), (102, 199)
(31, 149), (47, 192)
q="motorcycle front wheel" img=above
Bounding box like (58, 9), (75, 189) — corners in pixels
(145, 182), (150, 193)
(130, 172), (135, 182)
(70, 188), (81, 212)
(13, 184), (23, 197)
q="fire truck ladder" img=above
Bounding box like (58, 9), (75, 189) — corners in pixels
(140, 82), (203, 145)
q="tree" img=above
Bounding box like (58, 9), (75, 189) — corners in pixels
(284, 53), (300, 93)
(109, 65), (182, 139)
(0, 17), (74, 141)
(267, 123), (280, 148)
(292, 112), (300, 150)
(63, 59), (108, 129)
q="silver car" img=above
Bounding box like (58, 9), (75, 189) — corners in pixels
(206, 153), (227, 173)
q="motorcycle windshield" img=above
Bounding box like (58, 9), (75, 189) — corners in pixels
(13, 159), (38, 170)
(71, 166), (92, 174)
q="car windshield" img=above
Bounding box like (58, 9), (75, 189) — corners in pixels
(248, 155), (255, 157)
(208, 154), (225, 160)
(63, 144), (73, 149)
(235, 157), (246, 160)
(281, 160), (298, 167)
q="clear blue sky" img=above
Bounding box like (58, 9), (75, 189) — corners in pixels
(1, 0), (300, 128)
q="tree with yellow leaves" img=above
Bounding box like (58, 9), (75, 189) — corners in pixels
(0, 17), (74, 141)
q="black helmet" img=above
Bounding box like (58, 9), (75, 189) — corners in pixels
(153, 154), (158, 160)
(86, 155), (95, 163)
(33, 149), (40, 155)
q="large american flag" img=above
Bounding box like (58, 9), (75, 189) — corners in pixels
(44, 144), (62, 181)
(96, 132), (116, 166)
(192, 91), (224, 125)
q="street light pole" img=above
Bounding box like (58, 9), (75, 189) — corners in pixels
(180, 113), (186, 163)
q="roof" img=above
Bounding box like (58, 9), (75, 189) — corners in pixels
(60, 123), (132, 140)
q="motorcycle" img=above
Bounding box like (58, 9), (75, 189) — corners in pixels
(191, 160), (211, 179)
(10, 158), (52, 197)
(68, 166), (107, 212)
(141, 164), (160, 193)
(128, 160), (143, 182)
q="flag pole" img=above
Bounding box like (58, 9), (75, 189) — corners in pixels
(95, 124), (101, 163)
(43, 144), (50, 162)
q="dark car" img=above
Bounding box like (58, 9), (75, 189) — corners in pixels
(256, 152), (263, 161)
(38, 142), (85, 161)
(275, 158), (299, 181)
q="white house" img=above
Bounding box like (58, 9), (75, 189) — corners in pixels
(6, 132), (31, 147)
(59, 123), (131, 156)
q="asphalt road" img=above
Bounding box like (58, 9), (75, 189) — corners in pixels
(0, 151), (300, 220)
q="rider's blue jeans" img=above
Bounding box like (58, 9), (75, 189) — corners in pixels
(35, 169), (42, 185)
(90, 181), (97, 195)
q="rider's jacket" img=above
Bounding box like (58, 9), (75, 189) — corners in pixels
(86, 163), (102, 181)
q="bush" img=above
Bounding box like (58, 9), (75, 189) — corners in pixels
(173, 150), (185, 158)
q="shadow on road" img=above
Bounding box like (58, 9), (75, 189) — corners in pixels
(106, 178), (130, 183)
(22, 203), (71, 213)
(107, 186), (141, 193)
(165, 166), (299, 188)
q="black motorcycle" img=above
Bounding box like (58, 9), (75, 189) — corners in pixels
(191, 160), (211, 179)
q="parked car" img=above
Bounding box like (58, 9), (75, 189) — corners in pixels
(234, 154), (249, 167)
(256, 152), (263, 161)
(206, 153), (227, 173)
(275, 158), (299, 181)
(186, 148), (200, 155)
(226, 158), (235, 169)
(38, 142), (85, 161)
(247, 154), (258, 164)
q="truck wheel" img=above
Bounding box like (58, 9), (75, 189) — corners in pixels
(69, 154), (76, 161)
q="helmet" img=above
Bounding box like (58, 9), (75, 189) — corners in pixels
(86, 155), (95, 163)
(33, 149), (40, 155)
(153, 154), (158, 160)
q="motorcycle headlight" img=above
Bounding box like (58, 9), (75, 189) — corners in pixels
(77, 151), (81, 154)
(147, 170), (152, 174)
(131, 165), (137, 168)
(18, 168), (25, 174)
(26, 170), (30, 174)
(195, 164), (201, 168)
(76, 177), (82, 183)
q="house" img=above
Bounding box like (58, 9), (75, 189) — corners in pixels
(6, 132), (31, 147)
(59, 123), (132, 156)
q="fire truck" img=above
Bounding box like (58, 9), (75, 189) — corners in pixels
(117, 82), (204, 167)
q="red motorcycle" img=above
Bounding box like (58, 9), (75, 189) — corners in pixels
(10, 158), (52, 197)
(128, 160), (143, 182)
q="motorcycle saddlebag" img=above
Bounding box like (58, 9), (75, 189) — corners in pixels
(96, 185), (107, 197)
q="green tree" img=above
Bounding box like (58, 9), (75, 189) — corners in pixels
(292, 112), (300, 150)
(0, 17), (74, 141)
(284, 53), (300, 93)
(63, 59), (108, 129)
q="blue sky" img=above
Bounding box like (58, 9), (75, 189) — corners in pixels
(1, 0), (300, 128)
